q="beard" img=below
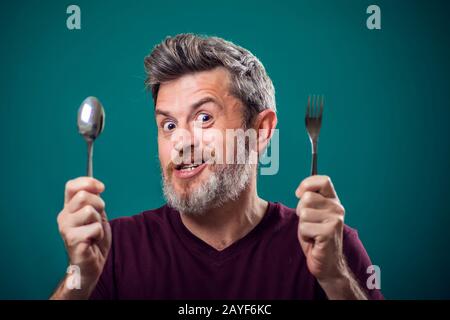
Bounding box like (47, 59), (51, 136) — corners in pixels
(161, 162), (253, 216)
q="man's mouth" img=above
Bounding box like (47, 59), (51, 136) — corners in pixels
(173, 160), (207, 179)
(175, 160), (205, 171)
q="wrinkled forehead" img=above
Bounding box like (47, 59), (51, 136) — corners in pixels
(155, 67), (232, 110)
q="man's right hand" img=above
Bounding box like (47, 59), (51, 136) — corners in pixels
(51, 177), (111, 299)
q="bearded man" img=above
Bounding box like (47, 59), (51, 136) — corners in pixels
(51, 33), (383, 300)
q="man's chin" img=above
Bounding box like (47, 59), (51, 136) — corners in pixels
(171, 180), (203, 198)
(169, 177), (202, 196)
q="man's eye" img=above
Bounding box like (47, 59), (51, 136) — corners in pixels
(162, 121), (176, 132)
(196, 113), (212, 123)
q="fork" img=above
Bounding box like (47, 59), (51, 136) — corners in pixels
(305, 95), (324, 176)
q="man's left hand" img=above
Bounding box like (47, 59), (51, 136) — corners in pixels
(295, 175), (349, 286)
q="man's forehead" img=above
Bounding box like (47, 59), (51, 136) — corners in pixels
(156, 67), (231, 108)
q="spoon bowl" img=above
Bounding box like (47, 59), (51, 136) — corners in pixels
(77, 96), (105, 141)
(77, 96), (105, 177)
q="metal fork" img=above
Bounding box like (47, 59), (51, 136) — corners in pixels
(305, 95), (324, 176)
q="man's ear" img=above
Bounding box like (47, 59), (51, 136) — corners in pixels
(253, 109), (277, 155)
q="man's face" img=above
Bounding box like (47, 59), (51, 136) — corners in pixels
(155, 67), (253, 214)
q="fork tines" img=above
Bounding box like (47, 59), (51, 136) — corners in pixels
(305, 95), (324, 121)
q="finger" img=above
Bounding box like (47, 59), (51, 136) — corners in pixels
(66, 190), (105, 213)
(298, 191), (329, 209)
(64, 177), (105, 204)
(295, 175), (338, 199)
(297, 207), (336, 223)
(65, 222), (104, 247)
(298, 221), (331, 242)
(65, 205), (102, 228)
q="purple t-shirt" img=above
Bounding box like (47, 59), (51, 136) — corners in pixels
(89, 201), (383, 299)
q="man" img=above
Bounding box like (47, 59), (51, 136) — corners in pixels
(51, 34), (383, 300)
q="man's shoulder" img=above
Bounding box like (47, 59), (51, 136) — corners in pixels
(108, 204), (172, 233)
(270, 201), (297, 223)
(106, 201), (359, 238)
(265, 201), (299, 235)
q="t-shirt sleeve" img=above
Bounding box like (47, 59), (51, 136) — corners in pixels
(343, 226), (384, 300)
(88, 222), (116, 300)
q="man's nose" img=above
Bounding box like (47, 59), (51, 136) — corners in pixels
(171, 127), (202, 161)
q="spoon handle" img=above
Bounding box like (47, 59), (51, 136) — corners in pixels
(87, 140), (93, 177)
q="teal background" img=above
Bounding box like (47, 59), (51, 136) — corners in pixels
(1, 0), (449, 299)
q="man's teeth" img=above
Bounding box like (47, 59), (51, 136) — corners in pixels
(180, 164), (201, 170)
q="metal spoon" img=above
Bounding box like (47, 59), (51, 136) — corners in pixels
(77, 96), (105, 177)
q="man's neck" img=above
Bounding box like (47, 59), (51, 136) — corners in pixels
(179, 178), (268, 251)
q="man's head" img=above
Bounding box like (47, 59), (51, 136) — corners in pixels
(144, 33), (277, 215)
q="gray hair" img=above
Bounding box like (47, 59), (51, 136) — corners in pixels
(144, 33), (276, 126)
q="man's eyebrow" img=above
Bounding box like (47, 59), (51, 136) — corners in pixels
(154, 108), (172, 118)
(155, 96), (222, 118)
(190, 96), (222, 111)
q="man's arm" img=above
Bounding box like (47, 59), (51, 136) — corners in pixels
(317, 260), (368, 300)
(295, 175), (371, 300)
(50, 274), (98, 300)
(50, 177), (112, 300)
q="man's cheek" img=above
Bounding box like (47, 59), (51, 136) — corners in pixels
(202, 129), (224, 165)
(158, 143), (173, 167)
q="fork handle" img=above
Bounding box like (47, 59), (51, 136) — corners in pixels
(311, 152), (318, 176)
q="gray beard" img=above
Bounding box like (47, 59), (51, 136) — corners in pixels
(161, 164), (253, 216)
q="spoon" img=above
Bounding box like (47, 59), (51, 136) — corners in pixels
(77, 96), (105, 177)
